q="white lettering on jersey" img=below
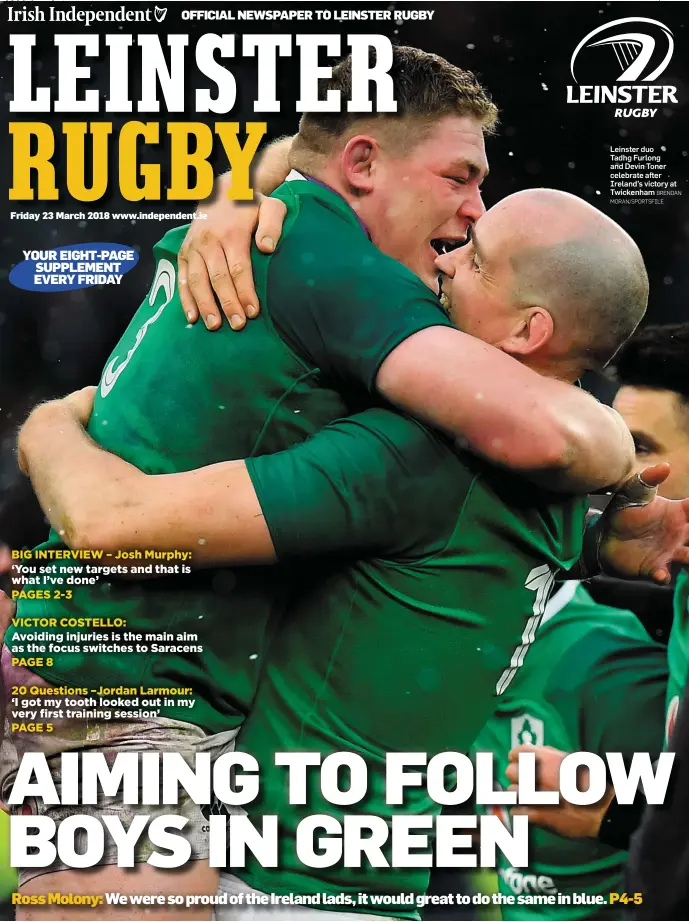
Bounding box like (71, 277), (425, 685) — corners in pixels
(496, 564), (555, 695)
(500, 866), (558, 897)
(100, 257), (176, 398)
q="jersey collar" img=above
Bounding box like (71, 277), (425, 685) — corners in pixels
(284, 169), (371, 239)
(541, 580), (580, 626)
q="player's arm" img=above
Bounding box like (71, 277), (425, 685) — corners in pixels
(17, 392), (274, 566)
(376, 328), (637, 493)
(186, 199), (636, 492)
(266, 239), (636, 494)
(176, 151), (635, 492)
(18, 395), (450, 566)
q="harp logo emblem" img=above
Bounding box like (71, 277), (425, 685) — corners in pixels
(571, 18), (674, 84)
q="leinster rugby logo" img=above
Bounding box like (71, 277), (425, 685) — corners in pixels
(571, 18), (674, 84)
(567, 18), (677, 117)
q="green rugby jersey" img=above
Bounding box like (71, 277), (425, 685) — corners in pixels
(230, 408), (587, 917)
(666, 569), (689, 742)
(7, 180), (451, 733)
(472, 583), (667, 921)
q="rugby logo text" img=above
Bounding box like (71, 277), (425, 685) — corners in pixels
(567, 17), (677, 118)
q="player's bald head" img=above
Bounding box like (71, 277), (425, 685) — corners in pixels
(505, 189), (648, 370)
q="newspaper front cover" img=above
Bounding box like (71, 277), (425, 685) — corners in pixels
(1, 2), (687, 920)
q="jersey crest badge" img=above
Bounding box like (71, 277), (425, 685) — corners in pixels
(511, 714), (545, 749)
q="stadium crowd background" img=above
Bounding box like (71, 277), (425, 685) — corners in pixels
(0, 1), (687, 917)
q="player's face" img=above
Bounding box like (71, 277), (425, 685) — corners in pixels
(613, 386), (689, 500)
(434, 201), (521, 346)
(369, 115), (488, 290)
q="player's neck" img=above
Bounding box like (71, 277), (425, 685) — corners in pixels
(519, 353), (581, 385)
(308, 162), (361, 206)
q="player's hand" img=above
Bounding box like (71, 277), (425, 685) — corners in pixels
(178, 194), (287, 331)
(598, 462), (689, 584)
(62, 385), (96, 427)
(506, 744), (613, 838)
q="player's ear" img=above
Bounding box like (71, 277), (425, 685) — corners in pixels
(501, 307), (554, 358)
(341, 135), (377, 194)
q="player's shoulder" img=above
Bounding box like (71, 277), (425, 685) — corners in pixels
(315, 409), (461, 500)
(546, 586), (652, 648)
(332, 409), (469, 541)
(152, 224), (190, 260)
(553, 584), (647, 633)
(543, 585), (664, 688)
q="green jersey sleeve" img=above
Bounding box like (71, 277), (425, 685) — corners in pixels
(265, 183), (452, 392)
(246, 408), (459, 561)
(576, 629), (667, 757)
